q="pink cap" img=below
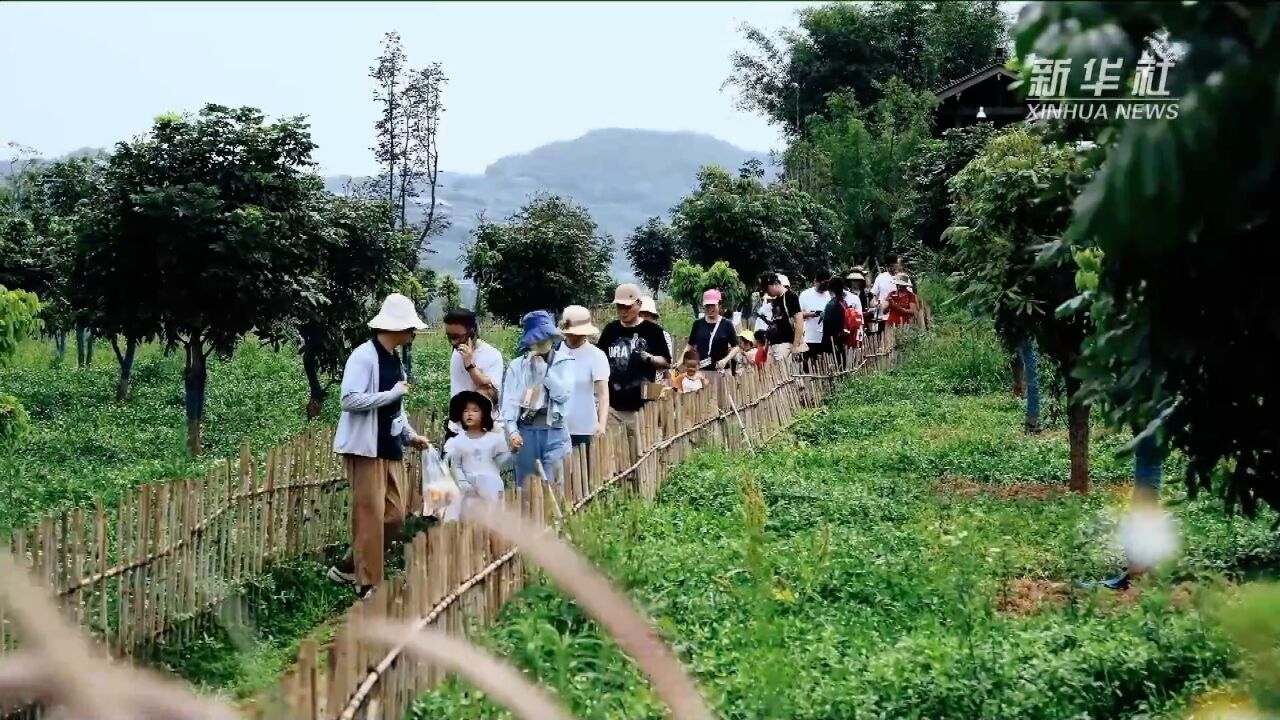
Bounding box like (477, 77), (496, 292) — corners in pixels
(702, 289), (722, 305)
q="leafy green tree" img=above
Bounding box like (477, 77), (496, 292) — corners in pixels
(727, 1), (1008, 136)
(894, 124), (1002, 254)
(77, 104), (324, 454)
(0, 285), (40, 450)
(437, 274), (462, 313)
(1018, 2), (1280, 515)
(295, 196), (416, 418)
(668, 259), (746, 319)
(624, 217), (679, 296)
(785, 79), (935, 260)
(671, 165), (839, 304)
(0, 156), (104, 365)
(945, 129), (1093, 492)
(463, 194), (613, 324)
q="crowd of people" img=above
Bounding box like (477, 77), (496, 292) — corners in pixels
(325, 259), (920, 597)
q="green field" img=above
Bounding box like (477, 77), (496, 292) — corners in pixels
(408, 322), (1274, 720)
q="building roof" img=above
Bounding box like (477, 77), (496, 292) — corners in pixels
(932, 64), (1018, 99)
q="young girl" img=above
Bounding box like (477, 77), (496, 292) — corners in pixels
(673, 349), (707, 393)
(442, 390), (510, 509)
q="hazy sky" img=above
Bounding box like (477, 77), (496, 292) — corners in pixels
(0, 1), (816, 175)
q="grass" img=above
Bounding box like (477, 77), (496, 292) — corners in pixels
(408, 321), (1277, 720)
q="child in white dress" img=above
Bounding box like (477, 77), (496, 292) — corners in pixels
(441, 391), (510, 515)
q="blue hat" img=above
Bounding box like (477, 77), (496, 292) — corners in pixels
(519, 310), (560, 352)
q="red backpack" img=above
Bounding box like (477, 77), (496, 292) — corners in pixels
(842, 300), (863, 348)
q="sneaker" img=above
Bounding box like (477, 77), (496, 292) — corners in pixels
(1099, 571), (1131, 591)
(327, 566), (357, 586)
(1077, 571), (1131, 591)
(357, 584), (376, 600)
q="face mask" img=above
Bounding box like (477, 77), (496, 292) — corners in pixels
(530, 339), (555, 356)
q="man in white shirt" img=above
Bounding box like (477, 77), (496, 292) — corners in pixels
(444, 308), (504, 440)
(798, 272), (831, 364)
(872, 256), (906, 320)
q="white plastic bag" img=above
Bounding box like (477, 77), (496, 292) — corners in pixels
(422, 450), (462, 522)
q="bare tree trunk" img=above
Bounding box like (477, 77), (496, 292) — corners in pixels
(111, 336), (137, 402)
(1066, 376), (1090, 493)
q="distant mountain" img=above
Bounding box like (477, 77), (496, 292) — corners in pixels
(7, 129), (776, 285)
(327, 128), (776, 282)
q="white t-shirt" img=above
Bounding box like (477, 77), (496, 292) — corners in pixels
(843, 290), (863, 313)
(442, 431), (509, 499)
(754, 301), (771, 332)
(872, 272), (896, 320)
(677, 373), (705, 393)
(565, 341), (609, 436)
(448, 339), (504, 433)
(799, 287), (830, 344)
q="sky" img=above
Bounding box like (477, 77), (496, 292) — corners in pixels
(0, 1), (816, 176)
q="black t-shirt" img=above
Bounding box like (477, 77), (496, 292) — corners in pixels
(373, 340), (405, 460)
(766, 290), (802, 345)
(596, 319), (672, 412)
(687, 316), (737, 367)
(822, 296), (848, 346)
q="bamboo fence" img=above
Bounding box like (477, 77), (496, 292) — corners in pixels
(256, 326), (908, 720)
(1, 322), (913, 720)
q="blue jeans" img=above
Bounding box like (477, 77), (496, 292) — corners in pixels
(513, 423), (570, 487)
(1020, 341), (1040, 423)
(1134, 433), (1163, 493)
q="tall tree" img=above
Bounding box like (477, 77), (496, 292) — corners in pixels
(894, 123), (1003, 254)
(1018, 2), (1280, 514)
(624, 217), (679, 296)
(726, 1), (1009, 137)
(368, 32), (448, 378)
(463, 194), (613, 324)
(784, 79), (935, 260)
(945, 129), (1093, 491)
(0, 285), (40, 451)
(436, 274), (462, 313)
(671, 164), (839, 305)
(78, 105), (323, 454)
(0, 156), (104, 365)
(295, 196), (416, 418)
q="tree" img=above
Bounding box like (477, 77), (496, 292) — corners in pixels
(463, 194), (613, 324)
(1017, 2), (1280, 514)
(784, 79), (935, 260)
(726, 1), (1008, 136)
(367, 32), (449, 378)
(77, 105), (324, 454)
(0, 156), (104, 365)
(945, 129), (1093, 492)
(0, 285), (40, 451)
(671, 165), (839, 305)
(669, 260), (746, 318)
(624, 217), (679, 295)
(295, 196), (416, 418)
(894, 124), (1003, 255)
(437, 274), (462, 313)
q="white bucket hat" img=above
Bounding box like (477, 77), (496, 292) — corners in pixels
(367, 293), (427, 331)
(639, 296), (659, 317)
(561, 305), (599, 336)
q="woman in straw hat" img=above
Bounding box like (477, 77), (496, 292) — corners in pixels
(500, 310), (575, 485)
(560, 305), (610, 449)
(329, 293), (431, 599)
